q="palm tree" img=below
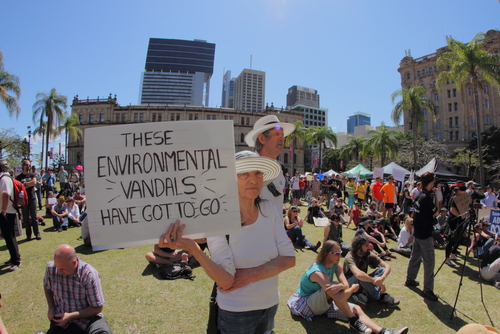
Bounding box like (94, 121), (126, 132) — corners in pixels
(364, 125), (400, 166)
(306, 126), (338, 172)
(391, 86), (437, 170)
(32, 88), (68, 169)
(57, 112), (83, 164)
(33, 120), (47, 166)
(339, 136), (366, 163)
(0, 51), (21, 118)
(436, 32), (500, 186)
(284, 121), (308, 174)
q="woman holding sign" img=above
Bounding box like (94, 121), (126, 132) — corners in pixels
(159, 151), (295, 334)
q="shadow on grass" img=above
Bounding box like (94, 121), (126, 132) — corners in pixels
(290, 313), (351, 334)
(74, 243), (106, 256)
(423, 298), (471, 332)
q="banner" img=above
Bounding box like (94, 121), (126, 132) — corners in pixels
(84, 121), (241, 251)
(488, 209), (500, 235)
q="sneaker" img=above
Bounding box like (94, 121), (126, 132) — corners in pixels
(58, 227), (63, 232)
(404, 279), (420, 287)
(36, 234), (42, 240)
(495, 281), (500, 289)
(4, 260), (21, 266)
(380, 293), (400, 307)
(351, 293), (368, 307)
(382, 327), (409, 334)
(445, 259), (456, 267)
(449, 255), (460, 261)
(9, 264), (20, 271)
(423, 290), (438, 301)
(349, 316), (372, 334)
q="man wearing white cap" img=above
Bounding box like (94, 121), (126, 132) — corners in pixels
(245, 115), (295, 212)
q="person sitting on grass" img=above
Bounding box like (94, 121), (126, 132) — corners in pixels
(284, 206), (321, 251)
(65, 197), (81, 227)
(343, 230), (400, 308)
(357, 217), (395, 261)
(346, 202), (363, 229)
(50, 196), (69, 232)
(44, 191), (57, 218)
(389, 213), (414, 257)
(305, 199), (326, 224)
(145, 242), (206, 268)
(365, 202), (383, 219)
(479, 239), (500, 289)
(323, 213), (352, 256)
(287, 240), (409, 334)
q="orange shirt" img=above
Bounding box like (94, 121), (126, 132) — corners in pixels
(381, 182), (396, 203)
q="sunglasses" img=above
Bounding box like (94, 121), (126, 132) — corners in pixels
(292, 210), (298, 213)
(328, 251), (342, 256)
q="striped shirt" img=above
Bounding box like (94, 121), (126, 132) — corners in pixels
(43, 258), (105, 330)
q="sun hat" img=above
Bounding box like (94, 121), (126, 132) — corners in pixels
(235, 151), (281, 186)
(457, 324), (500, 334)
(244, 115), (295, 147)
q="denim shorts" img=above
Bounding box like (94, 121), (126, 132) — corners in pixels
(218, 304), (278, 334)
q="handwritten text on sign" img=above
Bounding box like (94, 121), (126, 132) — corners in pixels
(84, 121), (241, 251)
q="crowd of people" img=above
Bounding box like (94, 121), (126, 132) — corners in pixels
(1, 114), (499, 333)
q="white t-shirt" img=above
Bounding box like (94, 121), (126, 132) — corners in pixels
(398, 226), (414, 248)
(0, 173), (16, 214)
(290, 176), (301, 190)
(259, 172), (285, 214)
(207, 201), (295, 312)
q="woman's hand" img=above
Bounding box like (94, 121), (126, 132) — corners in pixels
(159, 220), (197, 252)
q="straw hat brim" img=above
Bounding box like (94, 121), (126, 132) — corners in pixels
(244, 123), (295, 147)
(235, 156), (281, 186)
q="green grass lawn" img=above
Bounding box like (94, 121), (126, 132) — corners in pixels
(0, 206), (498, 333)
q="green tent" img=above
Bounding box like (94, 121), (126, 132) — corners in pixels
(344, 164), (372, 178)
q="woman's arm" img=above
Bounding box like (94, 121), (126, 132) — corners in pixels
(160, 221), (234, 289)
(283, 216), (295, 230)
(323, 225), (331, 246)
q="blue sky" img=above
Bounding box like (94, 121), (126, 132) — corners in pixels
(2, 0), (500, 159)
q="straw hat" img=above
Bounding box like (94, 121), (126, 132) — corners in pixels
(244, 115), (295, 147)
(235, 151), (281, 186)
(457, 324), (500, 334)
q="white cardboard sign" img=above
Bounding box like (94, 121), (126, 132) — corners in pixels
(84, 120), (241, 251)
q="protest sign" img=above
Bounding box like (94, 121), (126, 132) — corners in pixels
(489, 209), (500, 235)
(84, 120), (241, 251)
(373, 167), (384, 180)
(392, 169), (406, 184)
(453, 193), (472, 215)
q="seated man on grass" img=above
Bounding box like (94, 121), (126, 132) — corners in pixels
(146, 240), (207, 267)
(343, 230), (400, 308)
(44, 244), (113, 334)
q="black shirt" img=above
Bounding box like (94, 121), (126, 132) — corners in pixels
(413, 188), (437, 239)
(15, 172), (36, 201)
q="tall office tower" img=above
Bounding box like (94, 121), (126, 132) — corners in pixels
(139, 38), (216, 106)
(286, 85), (320, 108)
(221, 70), (235, 108)
(347, 112), (371, 134)
(398, 29), (500, 150)
(234, 69), (265, 112)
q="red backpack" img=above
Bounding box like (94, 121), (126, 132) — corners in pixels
(0, 174), (28, 210)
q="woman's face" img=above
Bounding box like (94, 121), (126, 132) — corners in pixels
(237, 170), (263, 201)
(290, 208), (298, 216)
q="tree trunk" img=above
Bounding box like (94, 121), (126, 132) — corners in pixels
(412, 114), (418, 171)
(473, 87), (485, 186)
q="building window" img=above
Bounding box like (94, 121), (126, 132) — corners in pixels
(409, 122), (413, 130)
(208, 114), (212, 120)
(170, 113), (175, 121)
(115, 113), (120, 123)
(423, 121), (428, 129)
(449, 117), (453, 127)
(485, 99), (489, 109)
(455, 117), (459, 126)
(447, 90), (451, 98)
(417, 70), (421, 77)
(152, 113), (157, 122)
(89, 114), (94, 123)
(436, 106), (440, 114)
(484, 85), (489, 94)
(134, 113), (138, 122)
(448, 103), (452, 112)
(241, 117), (244, 124)
(140, 113), (144, 122)
(422, 68), (426, 76)
(176, 113), (180, 121)
(455, 131), (459, 141)
(246, 117), (249, 125)
(240, 133), (244, 143)
(436, 119), (440, 128)
(189, 114), (193, 120)
(423, 108), (427, 116)
(434, 93), (439, 101)
(121, 113), (126, 122)
(194, 114), (198, 120)
(158, 113), (162, 122)
(450, 132), (453, 141)
(453, 89), (457, 97)
(486, 114), (491, 124)
(99, 114), (104, 122)
(429, 67), (433, 74)
(436, 133), (441, 141)
(470, 116), (476, 125)
(468, 87), (473, 96)
(406, 72), (410, 79)
(79, 115), (83, 123)
(454, 103), (458, 111)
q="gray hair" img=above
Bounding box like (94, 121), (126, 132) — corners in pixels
(253, 128), (272, 153)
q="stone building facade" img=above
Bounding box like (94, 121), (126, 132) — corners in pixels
(397, 29), (500, 151)
(68, 95), (305, 174)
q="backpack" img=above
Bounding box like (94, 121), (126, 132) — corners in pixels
(0, 174), (28, 210)
(159, 263), (195, 280)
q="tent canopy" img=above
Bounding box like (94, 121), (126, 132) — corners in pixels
(366, 162), (411, 178)
(416, 157), (468, 181)
(323, 169), (338, 177)
(344, 164), (372, 177)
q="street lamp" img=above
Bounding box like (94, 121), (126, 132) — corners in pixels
(27, 126), (32, 159)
